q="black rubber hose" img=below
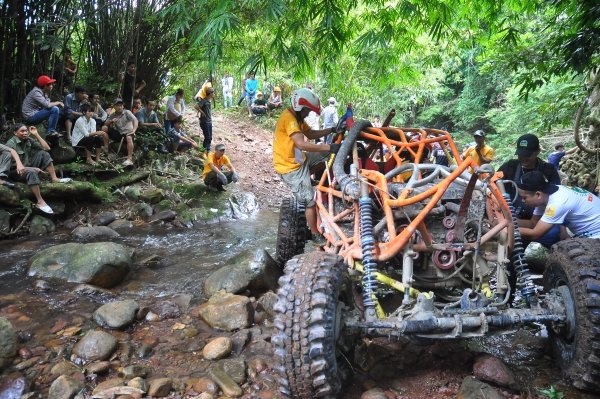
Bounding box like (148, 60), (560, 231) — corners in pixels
(332, 119), (372, 199)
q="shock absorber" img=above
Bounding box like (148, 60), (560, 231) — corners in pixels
(359, 195), (378, 320)
(502, 192), (536, 306)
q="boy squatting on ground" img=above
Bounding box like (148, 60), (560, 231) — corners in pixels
(516, 170), (600, 240)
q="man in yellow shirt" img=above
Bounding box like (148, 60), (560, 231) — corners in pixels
(202, 143), (238, 191)
(462, 130), (494, 172)
(273, 88), (341, 244)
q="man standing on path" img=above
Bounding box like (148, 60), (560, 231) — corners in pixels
(122, 62), (146, 110)
(273, 88), (341, 245)
(198, 87), (215, 152)
(517, 171), (600, 240)
(321, 97), (339, 143)
(462, 130), (494, 171)
(202, 143), (238, 191)
(498, 133), (561, 248)
(222, 72), (234, 109)
(21, 76), (64, 138)
(245, 71), (258, 117)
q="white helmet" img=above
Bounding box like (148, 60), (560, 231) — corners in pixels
(291, 88), (321, 115)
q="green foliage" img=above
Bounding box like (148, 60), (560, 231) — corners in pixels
(537, 385), (565, 399)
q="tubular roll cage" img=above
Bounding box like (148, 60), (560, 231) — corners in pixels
(314, 126), (515, 278)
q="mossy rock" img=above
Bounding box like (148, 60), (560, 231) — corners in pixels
(157, 199), (173, 211)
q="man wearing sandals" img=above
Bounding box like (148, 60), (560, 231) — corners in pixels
(2, 123), (71, 214)
(102, 98), (137, 166)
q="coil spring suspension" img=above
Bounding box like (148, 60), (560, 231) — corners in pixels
(359, 197), (377, 312)
(503, 193), (536, 305)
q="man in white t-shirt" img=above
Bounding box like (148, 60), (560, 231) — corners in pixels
(517, 170), (600, 240)
(321, 97), (339, 143)
(221, 72), (234, 108)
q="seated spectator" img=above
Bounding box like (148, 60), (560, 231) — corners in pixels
(168, 116), (199, 153)
(202, 143), (238, 191)
(136, 100), (167, 153)
(0, 144), (24, 188)
(251, 92), (268, 115)
(165, 88), (186, 135)
(90, 94), (108, 128)
(102, 98), (137, 166)
(21, 76), (64, 138)
(64, 86), (87, 142)
(517, 171), (600, 240)
(132, 98), (142, 114)
(267, 87), (283, 116)
(72, 103), (109, 165)
(2, 124), (71, 214)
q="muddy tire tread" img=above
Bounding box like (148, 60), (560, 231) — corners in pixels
(275, 197), (308, 267)
(545, 238), (600, 392)
(273, 252), (344, 399)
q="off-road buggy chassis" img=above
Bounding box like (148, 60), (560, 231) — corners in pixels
(273, 119), (600, 398)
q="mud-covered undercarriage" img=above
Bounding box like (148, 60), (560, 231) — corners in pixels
(273, 119), (600, 398)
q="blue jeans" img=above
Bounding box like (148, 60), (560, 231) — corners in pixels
(25, 106), (60, 133)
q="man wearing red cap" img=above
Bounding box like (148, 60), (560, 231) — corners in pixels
(21, 76), (64, 137)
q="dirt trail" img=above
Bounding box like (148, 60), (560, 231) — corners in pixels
(185, 109), (289, 209)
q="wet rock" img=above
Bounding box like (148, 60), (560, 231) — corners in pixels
(95, 212), (117, 226)
(203, 337), (232, 360)
(48, 375), (84, 399)
(171, 293), (193, 313)
(256, 291), (278, 320)
(140, 188), (164, 204)
(108, 219), (134, 231)
(0, 317), (17, 370)
(0, 209), (11, 234)
(147, 378), (172, 397)
(204, 249), (281, 297)
(85, 361), (111, 374)
(230, 330), (251, 356)
(34, 279), (52, 292)
(208, 367), (243, 398)
(150, 210), (177, 223)
(198, 292), (253, 331)
(124, 185), (141, 201)
(361, 388), (388, 399)
(151, 300), (180, 319)
(228, 192), (258, 219)
(134, 203), (153, 219)
(193, 377), (218, 395)
(50, 360), (79, 375)
(247, 357), (268, 380)
(29, 242), (133, 288)
(0, 372), (28, 399)
(145, 311), (160, 322)
(215, 358), (246, 385)
(127, 377), (147, 393)
(14, 356), (40, 371)
(94, 300), (139, 329)
(137, 255), (163, 268)
(30, 215), (55, 235)
(197, 393), (214, 399)
(91, 378), (125, 394)
(73, 284), (116, 299)
(473, 355), (519, 390)
(457, 376), (504, 399)
(72, 226), (120, 240)
(73, 330), (117, 361)
(118, 365), (147, 379)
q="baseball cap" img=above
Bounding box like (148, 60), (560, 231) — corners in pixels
(473, 130), (485, 137)
(515, 134), (540, 157)
(113, 98), (124, 105)
(256, 91), (263, 97)
(328, 97), (337, 105)
(37, 75), (56, 87)
(215, 143), (225, 151)
(274, 86), (281, 92)
(517, 171), (558, 195)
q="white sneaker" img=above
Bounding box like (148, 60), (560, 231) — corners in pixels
(122, 159), (134, 166)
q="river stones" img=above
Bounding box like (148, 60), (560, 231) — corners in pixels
(149, 210), (177, 222)
(360, 388), (388, 399)
(198, 292), (253, 332)
(139, 188), (164, 204)
(457, 376), (504, 399)
(72, 226), (120, 239)
(93, 300), (139, 329)
(147, 377), (172, 397)
(0, 209), (11, 234)
(204, 249), (281, 297)
(72, 330), (117, 361)
(29, 242), (133, 288)
(95, 211), (116, 226)
(0, 317), (17, 370)
(208, 367), (242, 398)
(203, 337), (232, 360)
(0, 372), (29, 399)
(30, 215), (55, 235)
(47, 375), (84, 399)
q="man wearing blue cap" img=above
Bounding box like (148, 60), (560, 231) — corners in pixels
(517, 171), (600, 240)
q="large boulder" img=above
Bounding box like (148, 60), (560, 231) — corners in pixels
(0, 317), (17, 370)
(204, 249), (281, 297)
(29, 242), (133, 288)
(198, 292), (253, 331)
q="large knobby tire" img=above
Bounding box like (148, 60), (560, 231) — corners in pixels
(275, 197), (308, 267)
(544, 238), (600, 392)
(272, 252), (348, 399)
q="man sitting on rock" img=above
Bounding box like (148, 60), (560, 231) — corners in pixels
(21, 75), (64, 138)
(202, 143), (238, 191)
(64, 85), (87, 142)
(0, 144), (25, 188)
(136, 100), (167, 153)
(102, 98), (138, 166)
(2, 123), (71, 214)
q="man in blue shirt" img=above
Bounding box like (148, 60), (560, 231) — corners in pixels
(547, 143), (577, 170)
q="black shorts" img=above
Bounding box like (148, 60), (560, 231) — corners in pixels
(107, 127), (125, 142)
